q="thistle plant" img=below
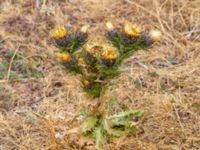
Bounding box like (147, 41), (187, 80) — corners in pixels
(51, 22), (161, 147)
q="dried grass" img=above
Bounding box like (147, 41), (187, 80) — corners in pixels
(0, 0), (200, 149)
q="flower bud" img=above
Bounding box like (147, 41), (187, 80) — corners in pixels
(142, 30), (161, 46)
(82, 79), (92, 89)
(51, 25), (71, 47)
(60, 53), (77, 67)
(80, 25), (88, 34)
(83, 79), (90, 86)
(106, 22), (118, 39)
(60, 53), (71, 63)
(149, 30), (161, 42)
(76, 25), (89, 42)
(101, 49), (119, 67)
(52, 25), (68, 39)
(106, 22), (114, 32)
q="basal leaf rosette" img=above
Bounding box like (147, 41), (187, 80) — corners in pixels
(80, 98), (144, 147)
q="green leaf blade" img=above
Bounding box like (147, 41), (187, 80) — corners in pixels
(81, 115), (98, 133)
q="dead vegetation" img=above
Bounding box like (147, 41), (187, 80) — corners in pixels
(0, 0), (200, 149)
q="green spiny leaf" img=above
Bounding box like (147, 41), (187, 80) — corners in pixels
(109, 110), (144, 127)
(104, 97), (117, 114)
(110, 110), (144, 119)
(109, 125), (136, 137)
(95, 125), (103, 147)
(81, 115), (98, 133)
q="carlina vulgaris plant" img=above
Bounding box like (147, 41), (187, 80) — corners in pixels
(79, 22), (161, 146)
(51, 21), (161, 147)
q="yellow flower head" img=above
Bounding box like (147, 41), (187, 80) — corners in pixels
(149, 30), (161, 42)
(83, 79), (90, 86)
(124, 22), (141, 37)
(106, 22), (114, 31)
(52, 25), (67, 39)
(60, 53), (71, 63)
(80, 25), (88, 34)
(102, 49), (119, 60)
(86, 44), (102, 57)
(132, 24), (141, 34)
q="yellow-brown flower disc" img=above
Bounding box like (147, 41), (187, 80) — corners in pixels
(124, 22), (141, 37)
(101, 49), (119, 60)
(101, 44), (119, 67)
(83, 79), (90, 87)
(60, 53), (72, 63)
(51, 25), (68, 39)
(82, 79), (93, 89)
(132, 24), (141, 34)
(85, 43), (102, 57)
